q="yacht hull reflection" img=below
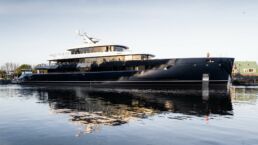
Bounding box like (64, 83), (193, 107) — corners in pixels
(31, 86), (233, 133)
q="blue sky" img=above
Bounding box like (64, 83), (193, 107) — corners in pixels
(0, 0), (258, 65)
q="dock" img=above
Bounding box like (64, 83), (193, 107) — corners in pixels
(232, 75), (258, 86)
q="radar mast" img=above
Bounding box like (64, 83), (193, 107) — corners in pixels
(76, 30), (99, 44)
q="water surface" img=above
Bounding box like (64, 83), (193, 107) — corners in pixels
(0, 85), (257, 145)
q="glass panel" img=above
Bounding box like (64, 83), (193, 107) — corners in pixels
(114, 46), (126, 52)
(132, 55), (141, 60)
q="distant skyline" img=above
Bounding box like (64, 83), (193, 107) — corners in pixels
(1, 0), (258, 66)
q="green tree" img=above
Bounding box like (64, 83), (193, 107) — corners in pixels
(0, 70), (6, 79)
(15, 64), (32, 76)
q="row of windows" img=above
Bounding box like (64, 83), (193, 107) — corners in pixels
(71, 46), (125, 54)
(79, 65), (148, 72)
(233, 68), (257, 73)
(243, 68), (256, 73)
(55, 55), (152, 67)
(77, 55), (150, 64)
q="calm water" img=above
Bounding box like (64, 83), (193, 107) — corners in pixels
(0, 85), (258, 145)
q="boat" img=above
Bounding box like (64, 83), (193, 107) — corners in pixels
(18, 32), (234, 87)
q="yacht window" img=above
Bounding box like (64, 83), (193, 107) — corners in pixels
(114, 46), (125, 52)
(141, 55), (149, 60)
(91, 47), (107, 53)
(132, 55), (141, 60)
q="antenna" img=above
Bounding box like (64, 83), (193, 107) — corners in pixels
(76, 30), (99, 44)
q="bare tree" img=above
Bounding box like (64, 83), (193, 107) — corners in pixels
(1, 62), (19, 74)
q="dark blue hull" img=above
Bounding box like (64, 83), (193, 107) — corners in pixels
(19, 57), (234, 86)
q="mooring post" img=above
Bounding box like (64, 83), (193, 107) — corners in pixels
(202, 74), (209, 101)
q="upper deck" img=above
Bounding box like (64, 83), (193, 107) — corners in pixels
(48, 49), (154, 61)
(48, 32), (154, 62)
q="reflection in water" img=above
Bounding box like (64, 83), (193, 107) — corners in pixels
(230, 86), (258, 104)
(33, 86), (233, 134)
(1, 85), (258, 145)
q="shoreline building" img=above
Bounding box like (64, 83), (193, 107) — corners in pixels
(232, 61), (258, 76)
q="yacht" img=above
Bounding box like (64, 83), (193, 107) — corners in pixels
(18, 32), (234, 86)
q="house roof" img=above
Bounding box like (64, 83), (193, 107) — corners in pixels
(234, 61), (258, 68)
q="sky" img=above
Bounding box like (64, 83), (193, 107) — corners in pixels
(0, 0), (258, 66)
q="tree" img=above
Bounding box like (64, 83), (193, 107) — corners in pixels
(15, 64), (32, 76)
(1, 62), (19, 74)
(0, 70), (6, 79)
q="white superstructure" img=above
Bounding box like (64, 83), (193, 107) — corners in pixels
(48, 32), (154, 63)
